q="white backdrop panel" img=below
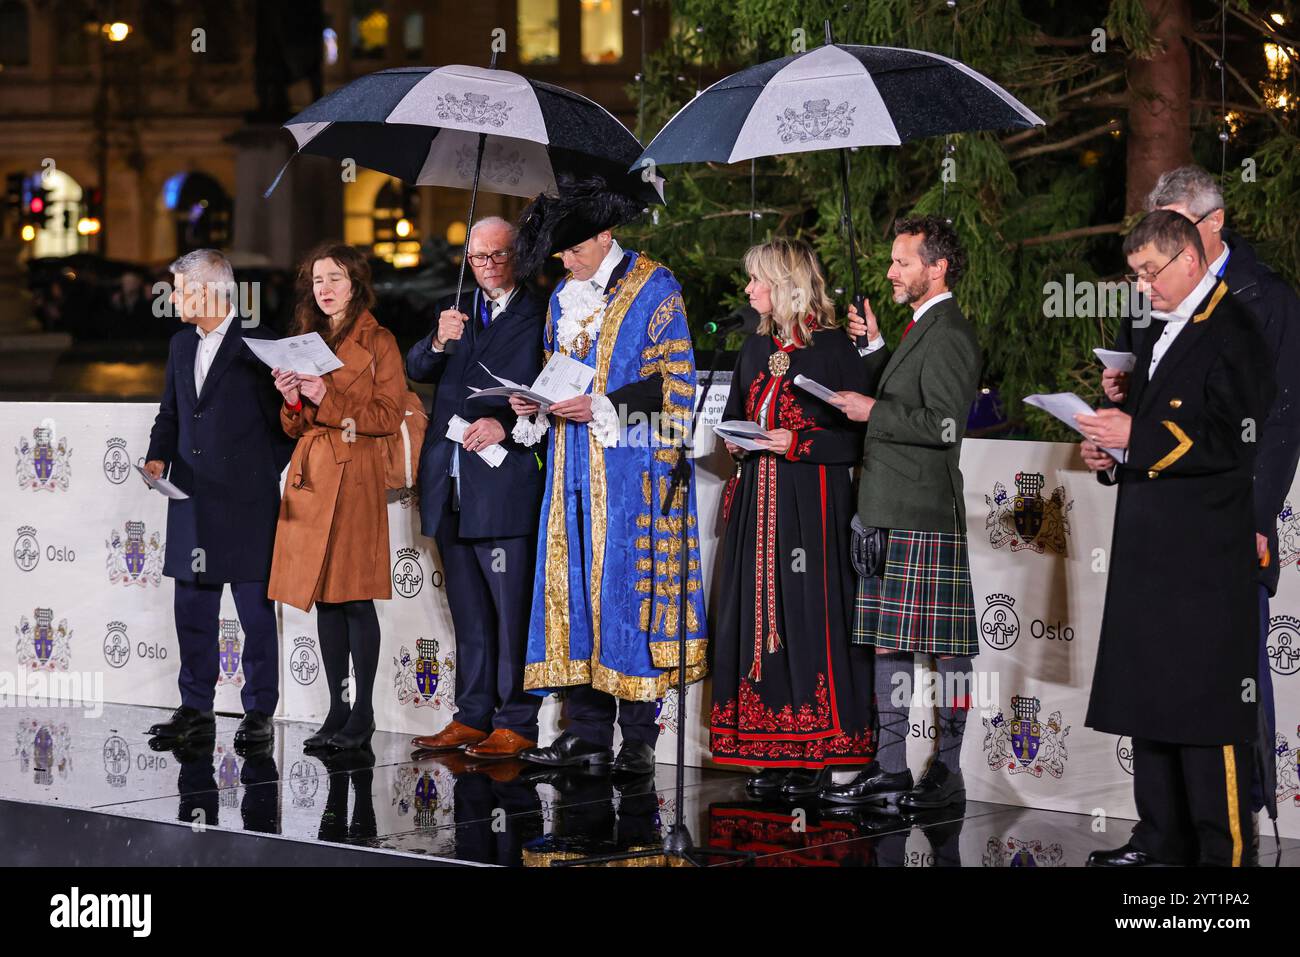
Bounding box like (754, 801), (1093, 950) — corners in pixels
(2, 399), (1297, 837)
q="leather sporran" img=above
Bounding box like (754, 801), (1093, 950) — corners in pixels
(850, 514), (889, 579)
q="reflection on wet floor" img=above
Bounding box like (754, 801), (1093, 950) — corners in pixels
(2, 700), (1297, 867)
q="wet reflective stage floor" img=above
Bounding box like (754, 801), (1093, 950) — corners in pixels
(3, 700), (1297, 867)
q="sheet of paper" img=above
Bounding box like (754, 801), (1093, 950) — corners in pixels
(1093, 348), (1137, 372)
(469, 355), (596, 411)
(713, 419), (772, 452)
(244, 333), (343, 375)
(531, 352), (596, 403)
(446, 414), (506, 467)
(134, 464), (189, 500)
(1023, 393), (1125, 461)
(793, 373), (838, 403)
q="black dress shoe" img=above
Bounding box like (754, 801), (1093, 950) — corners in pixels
(326, 721), (375, 752)
(1087, 843), (1164, 867)
(519, 731), (613, 769)
(897, 763), (965, 810)
(234, 710), (274, 746)
(612, 741), (656, 777)
(147, 706), (215, 740)
(820, 763), (914, 806)
(745, 768), (790, 798)
(780, 767), (833, 800)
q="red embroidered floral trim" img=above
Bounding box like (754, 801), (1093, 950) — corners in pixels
(777, 383), (815, 432)
(714, 673), (832, 734)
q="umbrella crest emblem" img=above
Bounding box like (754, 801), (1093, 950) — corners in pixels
(436, 91), (512, 128)
(776, 99), (856, 144)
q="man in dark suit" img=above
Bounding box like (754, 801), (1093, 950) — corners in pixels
(825, 215), (983, 813)
(405, 216), (547, 761)
(144, 249), (293, 747)
(1078, 210), (1274, 866)
(1105, 166), (1300, 830)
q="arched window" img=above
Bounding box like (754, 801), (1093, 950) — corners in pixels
(0, 1), (30, 68)
(31, 169), (87, 258)
(371, 179), (420, 266)
(160, 171), (232, 255)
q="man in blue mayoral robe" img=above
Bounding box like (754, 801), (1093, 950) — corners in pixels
(507, 176), (708, 778)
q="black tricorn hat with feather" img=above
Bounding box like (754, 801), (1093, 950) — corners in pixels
(513, 174), (647, 280)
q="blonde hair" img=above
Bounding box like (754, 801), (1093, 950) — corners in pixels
(743, 238), (838, 346)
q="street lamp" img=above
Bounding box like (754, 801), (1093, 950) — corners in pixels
(93, 14), (131, 254)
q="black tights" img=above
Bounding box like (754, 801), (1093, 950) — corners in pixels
(315, 599), (380, 735)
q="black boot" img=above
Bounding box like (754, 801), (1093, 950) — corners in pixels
(326, 720), (376, 752)
(745, 768), (790, 798)
(519, 731), (614, 769)
(898, 762), (966, 811)
(307, 602), (353, 750)
(780, 767), (832, 800)
(334, 600), (380, 744)
(1087, 843), (1164, 867)
(820, 763), (914, 806)
(147, 706), (215, 740)
(234, 710), (274, 747)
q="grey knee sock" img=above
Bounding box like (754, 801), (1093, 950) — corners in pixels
(873, 652), (912, 774)
(934, 655), (973, 772)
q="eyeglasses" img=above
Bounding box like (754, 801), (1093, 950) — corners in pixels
(467, 250), (511, 267)
(1124, 245), (1188, 285)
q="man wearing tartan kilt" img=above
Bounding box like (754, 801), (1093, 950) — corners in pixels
(826, 216), (983, 813)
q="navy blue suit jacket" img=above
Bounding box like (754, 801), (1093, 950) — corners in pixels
(146, 319), (294, 583)
(406, 285), (547, 540)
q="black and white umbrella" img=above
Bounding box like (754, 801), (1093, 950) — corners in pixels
(268, 62), (664, 343)
(269, 63), (663, 203)
(634, 28), (1044, 338)
(637, 42), (1043, 163)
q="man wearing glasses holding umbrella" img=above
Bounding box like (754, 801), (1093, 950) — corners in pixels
(404, 216), (548, 761)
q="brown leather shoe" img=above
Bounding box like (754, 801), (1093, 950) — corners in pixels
(410, 720), (487, 753)
(464, 729), (537, 761)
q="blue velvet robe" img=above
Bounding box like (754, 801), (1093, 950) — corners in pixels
(523, 250), (708, 702)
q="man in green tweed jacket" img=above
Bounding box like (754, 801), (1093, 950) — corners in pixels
(825, 215), (983, 816)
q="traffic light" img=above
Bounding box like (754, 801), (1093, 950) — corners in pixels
(28, 184), (51, 228)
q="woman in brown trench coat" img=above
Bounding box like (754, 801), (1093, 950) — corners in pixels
(268, 243), (404, 753)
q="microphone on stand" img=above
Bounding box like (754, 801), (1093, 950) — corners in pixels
(703, 305), (760, 337)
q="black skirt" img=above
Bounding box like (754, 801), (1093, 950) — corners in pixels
(709, 330), (877, 768)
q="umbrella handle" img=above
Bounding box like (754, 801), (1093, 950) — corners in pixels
(446, 49), (500, 354)
(447, 129), (488, 356)
(837, 146), (869, 349)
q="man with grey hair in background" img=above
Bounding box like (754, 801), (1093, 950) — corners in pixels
(144, 249), (293, 748)
(1104, 165), (1300, 850)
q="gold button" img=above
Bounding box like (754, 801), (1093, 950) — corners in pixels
(1169, 398), (1182, 408)
(1147, 470), (1158, 479)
